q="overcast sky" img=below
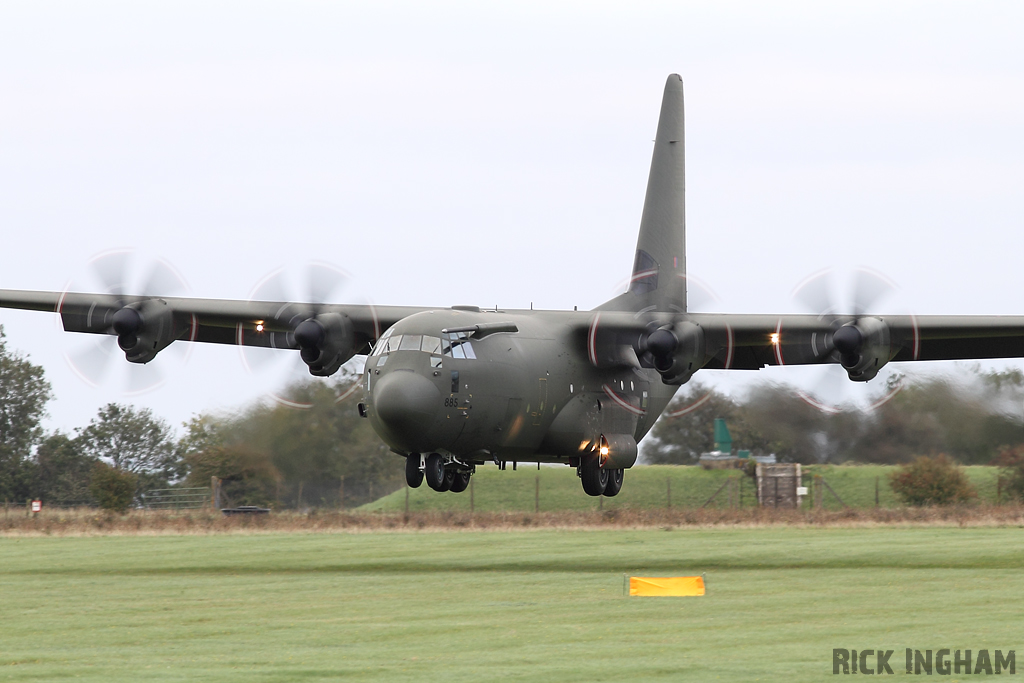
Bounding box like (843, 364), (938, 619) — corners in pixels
(1, 1), (1023, 434)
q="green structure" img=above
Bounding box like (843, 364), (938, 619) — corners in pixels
(713, 418), (732, 455)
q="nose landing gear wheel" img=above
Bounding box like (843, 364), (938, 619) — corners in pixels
(604, 469), (624, 497)
(425, 453), (447, 491)
(449, 471), (470, 493)
(580, 454), (609, 497)
(405, 454), (423, 488)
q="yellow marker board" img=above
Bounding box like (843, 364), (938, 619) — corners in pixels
(628, 576), (705, 597)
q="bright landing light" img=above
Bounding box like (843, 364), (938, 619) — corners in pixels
(770, 332), (780, 345)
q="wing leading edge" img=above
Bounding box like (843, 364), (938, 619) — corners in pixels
(0, 288), (431, 354)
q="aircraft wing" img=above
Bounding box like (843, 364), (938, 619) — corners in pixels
(695, 313), (1024, 370)
(0, 288), (430, 354)
(583, 311), (1024, 374)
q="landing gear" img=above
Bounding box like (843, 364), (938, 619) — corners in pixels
(405, 454), (423, 488)
(450, 471), (471, 493)
(604, 468), (624, 497)
(579, 454), (609, 496)
(424, 453), (473, 493)
(425, 453), (448, 491)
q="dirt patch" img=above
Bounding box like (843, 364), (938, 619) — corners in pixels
(3, 504), (1024, 536)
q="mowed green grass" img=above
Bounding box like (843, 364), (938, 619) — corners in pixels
(2, 528), (1024, 682)
(363, 464), (1002, 513)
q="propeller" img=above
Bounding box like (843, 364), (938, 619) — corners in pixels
(62, 250), (192, 394)
(786, 267), (909, 413)
(239, 261), (370, 408)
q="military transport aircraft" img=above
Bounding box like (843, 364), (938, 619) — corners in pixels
(3, 74), (1024, 497)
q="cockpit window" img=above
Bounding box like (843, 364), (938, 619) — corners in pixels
(442, 331), (476, 359)
(399, 335), (422, 351)
(370, 330), (475, 360)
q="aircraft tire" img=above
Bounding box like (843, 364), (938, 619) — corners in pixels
(580, 454), (609, 496)
(438, 468), (455, 492)
(450, 471), (470, 493)
(425, 453), (447, 491)
(405, 455), (424, 488)
(603, 468), (624, 497)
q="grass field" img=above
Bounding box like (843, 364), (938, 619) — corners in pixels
(2, 527), (1023, 681)
(362, 464), (1003, 513)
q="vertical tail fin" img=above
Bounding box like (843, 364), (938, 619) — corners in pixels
(600, 74), (686, 313)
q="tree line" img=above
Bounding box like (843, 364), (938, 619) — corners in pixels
(0, 328), (402, 509)
(646, 369), (1024, 465)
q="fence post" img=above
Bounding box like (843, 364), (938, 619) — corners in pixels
(297, 481), (304, 510)
(666, 477), (672, 510)
(535, 474), (540, 513)
(997, 476), (1003, 505)
(875, 476), (880, 508)
(210, 476), (221, 510)
(340, 476), (345, 509)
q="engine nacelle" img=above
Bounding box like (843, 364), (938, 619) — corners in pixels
(833, 316), (891, 382)
(648, 321), (706, 385)
(293, 312), (356, 377)
(112, 299), (178, 364)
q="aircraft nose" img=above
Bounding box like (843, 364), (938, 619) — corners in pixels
(372, 370), (441, 449)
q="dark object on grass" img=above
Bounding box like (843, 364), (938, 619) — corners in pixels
(221, 506), (270, 515)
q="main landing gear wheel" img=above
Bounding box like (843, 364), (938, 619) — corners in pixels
(604, 469), (624, 497)
(439, 468), (455, 492)
(425, 453), (447, 491)
(580, 454), (609, 497)
(449, 471), (471, 493)
(405, 454), (423, 488)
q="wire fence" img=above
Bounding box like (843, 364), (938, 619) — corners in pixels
(141, 488), (212, 510)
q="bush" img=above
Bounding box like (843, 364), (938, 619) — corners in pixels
(992, 444), (1024, 501)
(89, 463), (136, 513)
(889, 454), (977, 506)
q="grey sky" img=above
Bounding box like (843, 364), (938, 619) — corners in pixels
(1, 1), (1023, 433)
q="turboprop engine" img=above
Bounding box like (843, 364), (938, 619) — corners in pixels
(832, 316), (892, 382)
(292, 312), (356, 377)
(111, 299), (179, 364)
(644, 321), (706, 385)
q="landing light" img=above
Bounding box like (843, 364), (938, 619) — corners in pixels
(600, 445), (610, 457)
(770, 332), (780, 345)
(255, 321), (265, 332)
